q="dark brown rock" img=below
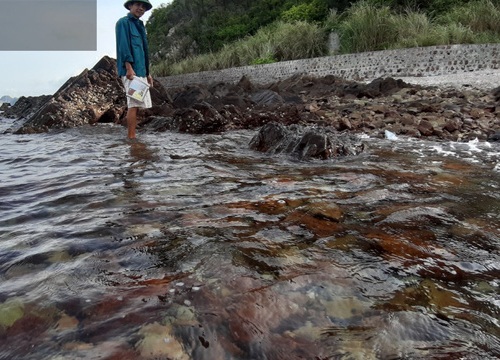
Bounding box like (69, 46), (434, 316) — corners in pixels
(0, 102), (10, 112)
(170, 102), (229, 134)
(443, 119), (462, 133)
(337, 118), (352, 131)
(249, 121), (365, 160)
(2, 95), (51, 120)
(417, 119), (434, 136)
(250, 89), (284, 106)
(172, 85), (211, 109)
(300, 201), (344, 222)
(487, 131), (500, 141)
(237, 75), (254, 92)
(340, 77), (408, 99)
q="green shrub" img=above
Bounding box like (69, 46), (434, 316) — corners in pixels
(399, 23), (476, 47)
(337, 1), (397, 53)
(437, 0), (500, 34)
(281, 0), (328, 22)
(152, 20), (327, 75)
(251, 56), (277, 65)
(271, 21), (327, 60)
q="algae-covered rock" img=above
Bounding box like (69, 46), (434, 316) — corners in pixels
(323, 297), (370, 320)
(163, 304), (197, 326)
(284, 321), (322, 341)
(136, 322), (189, 359)
(0, 298), (25, 329)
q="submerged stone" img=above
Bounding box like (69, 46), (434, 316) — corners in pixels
(300, 201), (344, 222)
(136, 322), (189, 359)
(0, 298), (25, 329)
(323, 297), (371, 320)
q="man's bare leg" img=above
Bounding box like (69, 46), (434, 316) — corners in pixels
(127, 107), (138, 139)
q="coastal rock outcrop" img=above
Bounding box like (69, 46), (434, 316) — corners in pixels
(6, 55), (500, 145)
(2, 95), (51, 120)
(155, 73), (500, 142)
(13, 56), (171, 134)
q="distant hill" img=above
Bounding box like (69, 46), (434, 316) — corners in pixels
(0, 95), (18, 105)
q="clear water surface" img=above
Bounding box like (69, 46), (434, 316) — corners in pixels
(0, 118), (499, 359)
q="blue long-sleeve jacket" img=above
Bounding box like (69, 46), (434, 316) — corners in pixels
(115, 13), (150, 77)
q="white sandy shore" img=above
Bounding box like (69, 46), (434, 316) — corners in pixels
(392, 69), (500, 91)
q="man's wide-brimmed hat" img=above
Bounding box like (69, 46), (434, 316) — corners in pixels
(124, 0), (153, 11)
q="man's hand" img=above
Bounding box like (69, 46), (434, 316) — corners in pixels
(147, 75), (153, 87)
(125, 62), (135, 80)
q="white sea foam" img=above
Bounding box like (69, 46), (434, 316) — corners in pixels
(384, 130), (398, 140)
(430, 145), (455, 157)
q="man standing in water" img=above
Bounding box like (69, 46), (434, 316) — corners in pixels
(116, 0), (153, 139)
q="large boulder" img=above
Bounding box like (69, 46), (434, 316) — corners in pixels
(249, 121), (366, 160)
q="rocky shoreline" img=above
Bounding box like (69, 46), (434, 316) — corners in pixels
(2, 56), (500, 156)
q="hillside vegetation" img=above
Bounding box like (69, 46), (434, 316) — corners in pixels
(146, 0), (500, 76)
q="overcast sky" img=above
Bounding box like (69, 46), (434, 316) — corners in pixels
(0, 0), (165, 98)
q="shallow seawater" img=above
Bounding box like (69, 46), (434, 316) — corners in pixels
(0, 118), (499, 359)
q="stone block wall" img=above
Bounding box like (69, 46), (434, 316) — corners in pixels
(158, 43), (500, 89)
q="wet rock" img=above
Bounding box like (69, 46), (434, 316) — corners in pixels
(491, 85), (500, 101)
(487, 130), (500, 141)
(341, 77), (409, 98)
(169, 102), (229, 134)
(284, 321), (322, 342)
(0, 298), (24, 329)
(249, 121), (366, 160)
(323, 297), (371, 320)
(248, 121), (290, 152)
(417, 119), (434, 136)
(285, 210), (344, 237)
(377, 279), (467, 313)
(1, 95), (51, 121)
(136, 322), (190, 359)
(337, 117), (353, 131)
(141, 115), (176, 132)
(443, 118), (462, 133)
(300, 201), (344, 222)
(172, 85), (211, 108)
(251, 89), (284, 106)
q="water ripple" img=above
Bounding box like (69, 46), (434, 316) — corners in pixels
(0, 123), (498, 359)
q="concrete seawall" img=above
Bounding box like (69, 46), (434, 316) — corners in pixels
(158, 43), (500, 89)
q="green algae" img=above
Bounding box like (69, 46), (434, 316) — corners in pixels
(0, 298), (25, 329)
